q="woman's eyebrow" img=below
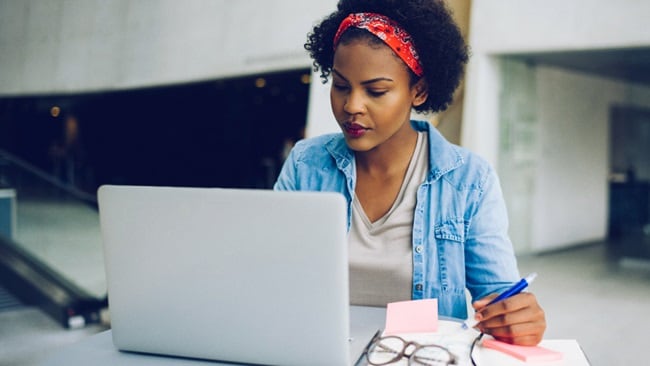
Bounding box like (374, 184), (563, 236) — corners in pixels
(332, 69), (348, 82)
(361, 77), (393, 85)
(332, 69), (393, 85)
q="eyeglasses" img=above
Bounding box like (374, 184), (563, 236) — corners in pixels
(363, 334), (458, 365)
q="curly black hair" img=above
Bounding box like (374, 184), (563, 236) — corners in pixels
(305, 0), (469, 113)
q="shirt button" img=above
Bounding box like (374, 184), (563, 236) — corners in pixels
(415, 245), (423, 253)
(415, 284), (423, 291)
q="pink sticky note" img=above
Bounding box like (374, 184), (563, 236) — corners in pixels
(483, 338), (563, 362)
(384, 299), (438, 335)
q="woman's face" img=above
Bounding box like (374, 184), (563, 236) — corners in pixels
(330, 39), (426, 153)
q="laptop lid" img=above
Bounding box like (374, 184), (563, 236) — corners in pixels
(98, 185), (359, 366)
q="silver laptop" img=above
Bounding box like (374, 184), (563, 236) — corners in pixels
(98, 185), (376, 366)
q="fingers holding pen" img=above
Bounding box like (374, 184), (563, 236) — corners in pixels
(472, 292), (546, 346)
(476, 292), (535, 321)
(471, 293), (498, 314)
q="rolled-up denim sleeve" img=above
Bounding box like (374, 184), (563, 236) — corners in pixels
(464, 167), (520, 301)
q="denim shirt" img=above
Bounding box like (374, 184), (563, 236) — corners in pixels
(274, 120), (520, 319)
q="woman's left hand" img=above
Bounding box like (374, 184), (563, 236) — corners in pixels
(472, 292), (546, 346)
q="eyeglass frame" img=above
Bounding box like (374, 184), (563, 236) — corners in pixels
(362, 333), (458, 366)
(469, 332), (484, 366)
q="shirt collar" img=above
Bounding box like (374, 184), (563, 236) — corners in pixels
(411, 120), (465, 182)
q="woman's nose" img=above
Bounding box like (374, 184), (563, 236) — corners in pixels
(343, 90), (365, 115)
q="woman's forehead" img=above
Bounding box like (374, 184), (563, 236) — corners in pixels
(333, 40), (411, 80)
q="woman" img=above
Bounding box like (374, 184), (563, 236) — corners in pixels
(274, 0), (546, 345)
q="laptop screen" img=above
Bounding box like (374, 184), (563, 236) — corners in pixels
(98, 185), (356, 365)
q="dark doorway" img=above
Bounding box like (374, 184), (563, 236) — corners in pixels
(608, 105), (650, 259)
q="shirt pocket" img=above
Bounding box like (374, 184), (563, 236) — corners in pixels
(433, 220), (465, 243)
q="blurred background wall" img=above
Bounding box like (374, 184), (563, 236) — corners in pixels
(464, 0), (650, 253)
(0, 0), (330, 94)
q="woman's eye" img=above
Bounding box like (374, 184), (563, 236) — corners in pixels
(333, 84), (349, 91)
(368, 90), (387, 97)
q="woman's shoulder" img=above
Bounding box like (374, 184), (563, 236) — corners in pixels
(445, 146), (497, 193)
(294, 132), (341, 147)
(289, 133), (348, 162)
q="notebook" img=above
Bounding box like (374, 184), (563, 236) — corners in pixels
(97, 185), (374, 366)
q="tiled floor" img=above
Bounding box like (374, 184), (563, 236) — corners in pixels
(0, 306), (108, 366)
(517, 243), (650, 365)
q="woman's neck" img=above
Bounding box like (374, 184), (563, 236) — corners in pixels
(355, 126), (419, 177)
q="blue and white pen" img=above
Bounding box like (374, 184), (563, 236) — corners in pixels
(463, 272), (537, 329)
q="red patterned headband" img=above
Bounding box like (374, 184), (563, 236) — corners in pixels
(333, 12), (424, 77)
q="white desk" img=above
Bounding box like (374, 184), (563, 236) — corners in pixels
(40, 306), (590, 366)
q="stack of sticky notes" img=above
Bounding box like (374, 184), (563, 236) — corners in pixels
(384, 299), (438, 335)
(483, 338), (563, 362)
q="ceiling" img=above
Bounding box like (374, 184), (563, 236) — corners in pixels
(507, 47), (650, 87)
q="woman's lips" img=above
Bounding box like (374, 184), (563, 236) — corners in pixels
(343, 122), (368, 138)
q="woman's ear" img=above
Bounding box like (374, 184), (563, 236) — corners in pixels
(412, 78), (428, 107)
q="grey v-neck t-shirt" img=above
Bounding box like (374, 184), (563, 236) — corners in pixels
(349, 131), (429, 306)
